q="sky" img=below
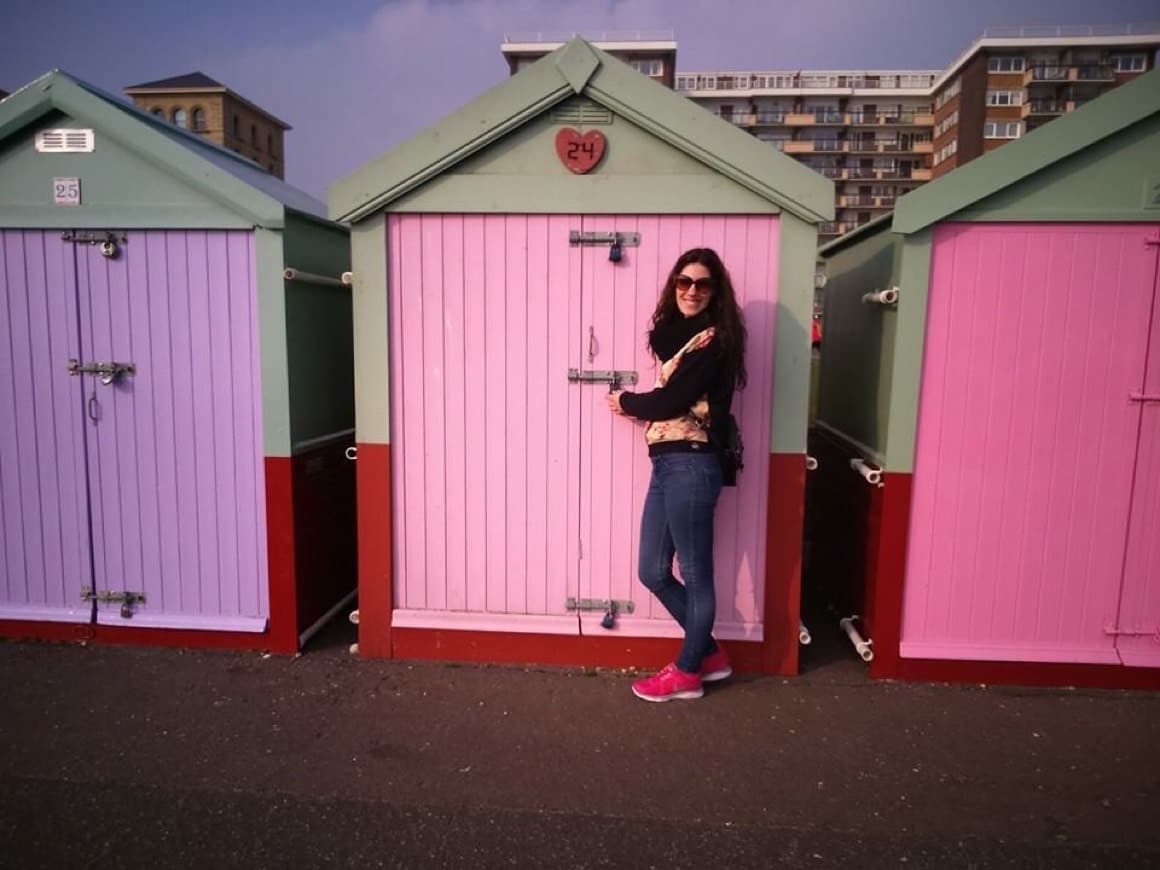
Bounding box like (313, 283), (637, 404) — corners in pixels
(2, 0), (1158, 201)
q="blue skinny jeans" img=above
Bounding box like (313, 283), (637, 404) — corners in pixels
(637, 451), (723, 674)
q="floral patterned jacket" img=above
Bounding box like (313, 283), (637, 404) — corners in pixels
(644, 327), (715, 447)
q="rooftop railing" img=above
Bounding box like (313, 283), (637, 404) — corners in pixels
(978, 22), (1160, 38)
(502, 30), (675, 44)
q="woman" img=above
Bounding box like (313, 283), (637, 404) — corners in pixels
(607, 247), (747, 702)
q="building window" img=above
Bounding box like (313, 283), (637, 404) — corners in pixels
(987, 56), (1026, 73)
(676, 75), (696, 90)
(232, 115), (240, 139)
(267, 133), (274, 155)
(984, 121), (1022, 139)
(191, 107), (206, 132)
(150, 107), (164, 117)
(1111, 54), (1146, 72)
(935, 139), (958, 164)
(934, 78), (961, 109)
(985, 90), (1023, 106)
(629, 59), (663, 77)
(171, 107), (187, 128)
(251, 124), (258, 146)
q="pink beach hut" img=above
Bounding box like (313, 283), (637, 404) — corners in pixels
(812, 69), (1160, 688)
(330, 39), (834, 672)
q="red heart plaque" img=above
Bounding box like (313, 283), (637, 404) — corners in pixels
(555, 127), (606, 174)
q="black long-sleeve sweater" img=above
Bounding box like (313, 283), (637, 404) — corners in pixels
(619, 312), (735, 456)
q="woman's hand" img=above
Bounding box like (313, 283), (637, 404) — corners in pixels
(606, 390), (626, 415)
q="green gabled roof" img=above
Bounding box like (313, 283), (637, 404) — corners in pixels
(892, 67), (1160, 235)
(0, 70), (327, 228)
(329, 38), (833, 225)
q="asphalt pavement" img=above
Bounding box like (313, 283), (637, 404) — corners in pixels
(1, 614), (1158, 869)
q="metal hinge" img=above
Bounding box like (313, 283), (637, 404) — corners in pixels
(81, 586), (146, 618)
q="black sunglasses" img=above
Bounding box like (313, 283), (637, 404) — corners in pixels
(675, 274), (714, 292)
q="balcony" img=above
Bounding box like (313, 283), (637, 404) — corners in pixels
(754, 112), (787, 125)
(911, 167), (933, 181)
(783, 140), (815, 153)
(1023, 65), (1069, 85)
(1071, 64), (1114, 82)
(1021, 99), (1067, 118)
(817, 222), (839, 236)
(784, 139), (847, 153)
(816, 167), (848, 180)
(848, 167), (879, 179)
(785, 113), (817, 125)
(912, 141), (934, 153)
(839, 195), (895, 209)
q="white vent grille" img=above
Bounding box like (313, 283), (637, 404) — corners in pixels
(35, 129), (95, 153)
(550, 99), (613, 125)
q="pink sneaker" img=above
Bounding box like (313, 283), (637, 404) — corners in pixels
(631, 663), (704, 702)
(700, 647), (733, 683)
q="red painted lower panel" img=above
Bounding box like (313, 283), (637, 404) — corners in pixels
(292, 440), (357, 636)
(264, 457), (299, 654)
(0, 620), (93, 644)
(763, 453), (804, 675)
(867, 473), (912, 679)
(356, 443), (393, 659)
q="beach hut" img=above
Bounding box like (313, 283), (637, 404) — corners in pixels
(812, 69), (1160, 688)
(0, 71), (355, 652)
(330, 39), (833, 673)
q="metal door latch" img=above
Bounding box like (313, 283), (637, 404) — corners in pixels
(566, 598), (635, 614)
(567, 369), (638, 387)
(68, 358), (136, 385)
(81, 586), (146, 618)
(569, 231), (641, 247)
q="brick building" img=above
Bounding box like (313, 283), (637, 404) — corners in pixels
(123, 72), (289, 178)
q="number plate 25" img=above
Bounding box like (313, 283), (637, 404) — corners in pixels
(555, 128), (606, 175)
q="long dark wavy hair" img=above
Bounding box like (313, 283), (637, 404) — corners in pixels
(649, 247), (747, 388)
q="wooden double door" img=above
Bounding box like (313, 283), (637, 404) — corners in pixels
(0, 229), (268, 632)
(386, 213), (781, 640)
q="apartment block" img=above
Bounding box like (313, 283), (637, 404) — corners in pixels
(124, 72), (290, 178)
(930, 26), (1159, 178)
(501, 24), (1159, 243)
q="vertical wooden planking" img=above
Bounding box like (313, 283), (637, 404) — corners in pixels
(442, 216), (468, 613)
(230, 232), (265, 617)
(129, 235), (163, 617)
(904, 225), (1152, 662)
(387, 216), (409, 608)
(505, 216), (529, 614)
(395, 216), (427, 609)
(483, 216), (508, 612)
(1, 232), (36, 605)
(188, 232), (221, 616)
(420, 215), (448, 612)
(524, 216), (550, 616)
(460, 215), (488, 613)
(149, 232), (183, 615)
(201, 232), (237, 617)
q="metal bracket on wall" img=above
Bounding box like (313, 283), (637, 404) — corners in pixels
(569, 231), (641, 247)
